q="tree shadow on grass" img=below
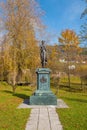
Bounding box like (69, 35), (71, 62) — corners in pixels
(60, 85), (82, 92)
(2, 90), (13, 94)
(61, 82), (80, 85)
(14, 93), (29, 99)
(2, 90), (31, 105)
(63, 97), (87, 103)
(21, 88), (32, 91)
(2, 90), (29, 99)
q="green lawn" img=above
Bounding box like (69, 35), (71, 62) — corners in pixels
(59, 76), (87, 92)
(0, 82), (34, 130)
(56, 90), (87, 130)
(0, 81), (87, 130)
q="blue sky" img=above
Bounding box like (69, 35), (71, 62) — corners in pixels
(37, 0), (86, 44)
(0, 0), (86, 45)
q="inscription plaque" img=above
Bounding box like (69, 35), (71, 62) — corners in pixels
(40, 76), (47, 83)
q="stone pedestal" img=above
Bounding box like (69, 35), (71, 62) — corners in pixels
(30, 68), (57, 105)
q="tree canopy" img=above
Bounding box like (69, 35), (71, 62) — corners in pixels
(0, 0), (44, 90)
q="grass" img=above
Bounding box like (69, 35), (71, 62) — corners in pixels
(59, 76), (87, 92)
(60, 76), (81, 83)
(51, 76), (87, 130)
(56, 90), (87, 130)
(0, 78), (87, 130)
(0, 82), (34, 130)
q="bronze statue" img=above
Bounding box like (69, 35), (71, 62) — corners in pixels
(40, 40), (47, 68)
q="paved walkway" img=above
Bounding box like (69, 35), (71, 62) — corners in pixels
(25, 107), (63, 130)
(18, 99), (69, 130)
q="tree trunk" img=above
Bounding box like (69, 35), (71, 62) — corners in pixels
(67, 67), (71, 89)
(68, 73), (71, 88)
(80, 78), (83, 90)
(12, 70), (17, 94)
(12, 85), (16, 94)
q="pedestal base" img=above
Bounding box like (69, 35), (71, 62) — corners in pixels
(30, 68), (57, 105)
(30, 90), (57, 105)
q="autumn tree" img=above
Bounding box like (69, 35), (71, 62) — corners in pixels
(59, 29), (81, 89)
(0, 0), (44, 93)
(47, 45), (59, 72)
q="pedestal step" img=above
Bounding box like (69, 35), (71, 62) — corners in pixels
(30, 91), (57, 105)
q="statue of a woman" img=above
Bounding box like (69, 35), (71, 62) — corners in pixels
(40, 40), (47, 68)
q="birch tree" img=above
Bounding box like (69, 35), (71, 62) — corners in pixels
(0, 0), (44, 93)
(59, 29), (81, 89)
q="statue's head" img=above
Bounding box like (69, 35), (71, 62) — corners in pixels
(42, 40), (45, 45)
